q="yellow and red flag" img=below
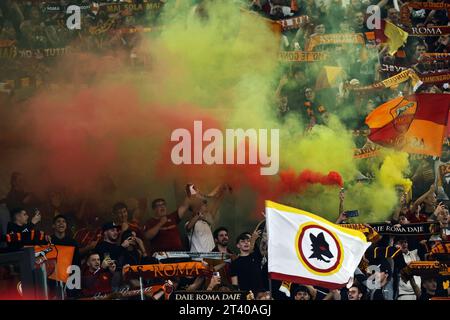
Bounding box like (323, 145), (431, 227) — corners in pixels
(374, 20), (408, 56)
(365, 94), (450, 156)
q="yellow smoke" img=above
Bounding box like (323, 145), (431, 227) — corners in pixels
(0, 1), (414, 227)
(378, 151), (412, 193)
(281, 116), (357, 180)
(279, 132), (412, 222)
(342, 151), (411, 222)
(139, 1), (280, 116)
(139, 1), (412, 222)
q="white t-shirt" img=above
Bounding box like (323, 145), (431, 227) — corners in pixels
(398, 250), (421, 297)
(185, 218), (215, 253)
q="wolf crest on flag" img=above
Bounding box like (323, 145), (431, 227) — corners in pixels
(366, 94), (450, 156)
(266, 201), (371, 289)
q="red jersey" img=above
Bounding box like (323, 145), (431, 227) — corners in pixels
(81, 269), (113, 297)
(144, 211), (184, 255)
(406, 212), (428, 223)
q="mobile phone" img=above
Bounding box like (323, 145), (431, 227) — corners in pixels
(344, 210), (359, 218)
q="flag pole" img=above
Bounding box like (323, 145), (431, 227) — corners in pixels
(40, 263), (49, 300)
(59, 281), (65, 300)
(264, 205), (272, 298)
(269, 277), (273, 299)
(139, 276), (144, 300)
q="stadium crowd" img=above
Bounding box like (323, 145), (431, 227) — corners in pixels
(0, 0), (449, 300)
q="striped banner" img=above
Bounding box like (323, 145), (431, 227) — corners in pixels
(354, 143), (382, 159)
(305, 33), (365, 52)
(420, 72), (450, 85)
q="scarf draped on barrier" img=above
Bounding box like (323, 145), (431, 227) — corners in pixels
(152, 251), (232, 261)
(123, 262), (208, 279)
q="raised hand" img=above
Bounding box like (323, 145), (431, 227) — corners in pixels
(31, 210), (41, 224)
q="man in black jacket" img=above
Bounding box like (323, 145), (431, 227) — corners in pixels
(6, 207), (44, 251)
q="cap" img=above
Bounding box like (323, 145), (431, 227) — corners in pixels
(102, 222), (120, 232)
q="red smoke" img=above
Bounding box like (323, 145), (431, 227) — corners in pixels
(0, 47), (344, 220)
(154, 142), (344, 215)
(245, 168), (344, 215)
(2, 82), (223, 198)
(271, 168), (343, 200)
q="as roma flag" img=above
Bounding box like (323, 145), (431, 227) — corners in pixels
(365, 94), (450, 156)
(266, 201), (370, 289)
